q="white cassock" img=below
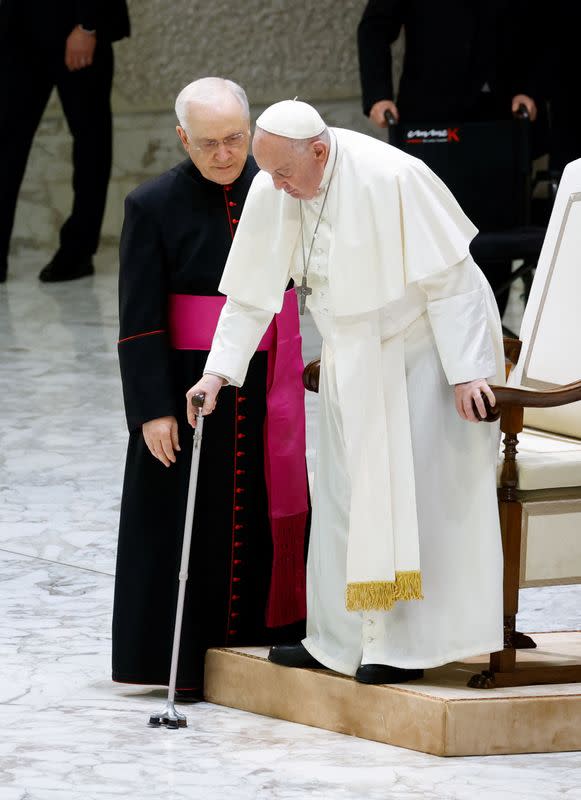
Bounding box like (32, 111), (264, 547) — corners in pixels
(205, 127), (504, 675)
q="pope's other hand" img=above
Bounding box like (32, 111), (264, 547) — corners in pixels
(454, 379), (496, 423)
(142, 416), (180, 467)
(186, 374), (226, 428)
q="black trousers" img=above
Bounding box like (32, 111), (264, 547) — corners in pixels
(0, 40), (114, 279)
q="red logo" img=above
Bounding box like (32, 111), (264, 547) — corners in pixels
(405, 127), (461, 144)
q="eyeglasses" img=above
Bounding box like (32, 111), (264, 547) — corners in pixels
(190, 132), (248, 153)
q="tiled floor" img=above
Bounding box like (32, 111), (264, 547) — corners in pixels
(1, 250), (580, 799)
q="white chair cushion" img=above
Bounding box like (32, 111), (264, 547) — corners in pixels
(525, 402), (581, 441)
(497, 427), (581, 491)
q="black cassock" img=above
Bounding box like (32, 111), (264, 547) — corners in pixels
(112, 157), (306, 691)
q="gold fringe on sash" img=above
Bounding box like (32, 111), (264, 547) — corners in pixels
(345, 570), (424, 611)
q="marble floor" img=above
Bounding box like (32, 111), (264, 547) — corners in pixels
(1, 249), (580, 800)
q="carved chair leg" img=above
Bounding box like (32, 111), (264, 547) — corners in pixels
(468, 487), (522, 688)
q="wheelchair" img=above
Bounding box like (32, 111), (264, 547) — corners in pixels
(386, 107), (552, 336)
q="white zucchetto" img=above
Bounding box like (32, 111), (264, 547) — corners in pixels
(256, 100), (326, 139)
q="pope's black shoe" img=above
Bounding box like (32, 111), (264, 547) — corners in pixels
(355, 664), (424, 685)
(268, 642), (326, 669)
(39, 256), (94, 282)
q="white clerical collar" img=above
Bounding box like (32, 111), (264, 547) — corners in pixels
(318, 131), (337, 192)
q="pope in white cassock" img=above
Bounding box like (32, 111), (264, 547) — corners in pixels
(187, 100), (505, 685)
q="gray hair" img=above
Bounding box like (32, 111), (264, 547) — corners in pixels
(175, 77), (250, 134)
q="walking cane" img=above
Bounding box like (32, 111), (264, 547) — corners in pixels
(148, 392), (206, 730)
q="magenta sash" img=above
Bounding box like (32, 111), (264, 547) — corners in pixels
(168, 289), (308, 627)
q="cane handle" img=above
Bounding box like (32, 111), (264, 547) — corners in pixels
(191, 392), (206, 412)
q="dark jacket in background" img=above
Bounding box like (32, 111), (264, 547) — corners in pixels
(0, 0), (130, 44)
(357, 0), (540, 122)
(543, 2), (581, 171)
(0, 0), (130, 279)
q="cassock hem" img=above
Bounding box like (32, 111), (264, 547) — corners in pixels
(111, 672), (203, 689)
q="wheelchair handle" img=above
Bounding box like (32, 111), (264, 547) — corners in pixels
(516, 103), (530, 121)
(384, 109), (398, 127)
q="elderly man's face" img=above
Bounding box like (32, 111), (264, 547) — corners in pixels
(252, 131), (328, 201)
(177, 95), (250, 185)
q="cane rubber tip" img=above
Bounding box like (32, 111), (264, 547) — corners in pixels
(148, 717), (162, 727)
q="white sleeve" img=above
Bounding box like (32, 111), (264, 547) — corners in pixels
(203, 298), (274, 388)
(420, 255), (498, 385)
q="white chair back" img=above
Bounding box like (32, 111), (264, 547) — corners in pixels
(511, 158), (581, 438)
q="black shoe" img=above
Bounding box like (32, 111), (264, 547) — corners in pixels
(174, 688), (203, 703)
(39, 257), (94, 282)
(268, 643), (326, 669)
(355, 664), (424, 685)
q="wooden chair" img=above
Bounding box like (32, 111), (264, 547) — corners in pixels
(302, 157), (581, 690)
(468, 158), (581, 688)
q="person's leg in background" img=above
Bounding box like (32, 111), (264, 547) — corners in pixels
(40, 42), (114, 282)
(0, 44), (56, 282)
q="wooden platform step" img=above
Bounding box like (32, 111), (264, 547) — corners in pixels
(205, 632), (581, 756)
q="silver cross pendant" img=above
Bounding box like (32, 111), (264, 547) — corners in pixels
(296, 276), (312, 316)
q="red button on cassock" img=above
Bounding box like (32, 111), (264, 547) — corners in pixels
(237, 433), (246, 439)
(236, 451), (245, 457)
(235, 524), (244, 530)
(236, 469), (245, 476)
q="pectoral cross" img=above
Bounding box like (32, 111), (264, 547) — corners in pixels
(296, 276), (312, 315)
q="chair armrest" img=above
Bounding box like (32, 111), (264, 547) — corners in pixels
(475, 380), (581, 423)
(303, 359), (321, 393)
(303, 354), (581, 422)
(490, 380), (581, 410)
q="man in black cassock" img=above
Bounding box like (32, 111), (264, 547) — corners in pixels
(0, 0), (130, 283)
(112, 78), (308, 700)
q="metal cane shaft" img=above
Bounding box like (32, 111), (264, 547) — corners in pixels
(167, 412), (204, 701)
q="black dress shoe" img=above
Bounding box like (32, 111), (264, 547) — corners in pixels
(268, 642), (326, 669)
(39, 257), (94, 282)
(175, 687), (203, 703)
(355, 664), (424, 685)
